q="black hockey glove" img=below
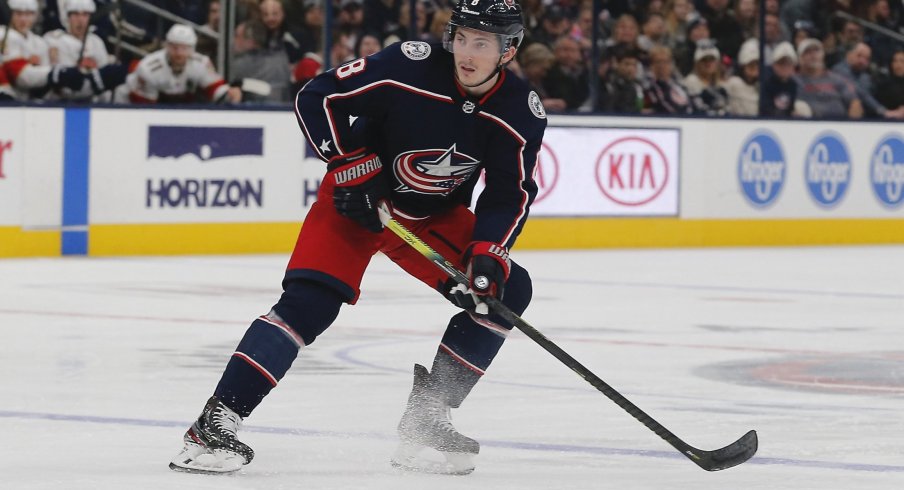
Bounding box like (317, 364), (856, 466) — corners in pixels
(47, 66), (85, 91)
(88, 64), (128, 95)
(446, 241), (511, 315)
(326, 149), (388, 233)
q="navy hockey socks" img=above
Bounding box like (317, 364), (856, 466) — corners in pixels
(214, 314), (303, 418)
(215, 280), (345, 417)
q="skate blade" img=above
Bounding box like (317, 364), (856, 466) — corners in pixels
(169, 444), (245, 474)
(390, 443), (475, 475)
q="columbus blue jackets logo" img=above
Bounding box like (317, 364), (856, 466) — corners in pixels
(393, 145), (480, 195)
(147, 126), (264, 160)
(401, 41), (431, 60)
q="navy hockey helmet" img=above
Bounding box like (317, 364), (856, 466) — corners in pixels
(444, 0), (525, 54)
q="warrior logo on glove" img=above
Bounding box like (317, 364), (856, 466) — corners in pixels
(333, 155), (382, 185)
(327, 150), (389, 233)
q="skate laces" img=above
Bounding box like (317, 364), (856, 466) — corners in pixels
(425, 396), (456, 434)
(210, 403), (242, 438)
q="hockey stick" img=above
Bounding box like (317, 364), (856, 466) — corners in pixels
(376, 204), (758, 472)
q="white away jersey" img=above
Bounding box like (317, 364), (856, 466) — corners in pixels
(0, 27), (52, 98)
(43, 28), (111, 100)
(126, 49), (228, 103)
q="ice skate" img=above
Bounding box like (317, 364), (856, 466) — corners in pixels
(391, 363), (480, 475)
(169, 396), (254, 474)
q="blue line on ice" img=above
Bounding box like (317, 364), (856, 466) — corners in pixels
(1, 410), (901, 474)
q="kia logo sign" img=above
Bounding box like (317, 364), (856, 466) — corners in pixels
(594, 136), (669, 206)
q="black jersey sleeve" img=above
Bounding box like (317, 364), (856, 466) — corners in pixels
(472, 86), (547, 250)
(294, 45), (409, 162)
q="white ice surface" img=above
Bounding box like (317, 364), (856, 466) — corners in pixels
(2, 246), (903, 489)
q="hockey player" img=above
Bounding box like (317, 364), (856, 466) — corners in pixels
(0, 0), (85, 99)
(122, 24), (241, 104)
(170, 0), (546, 476)
(42, 0), (125, 101)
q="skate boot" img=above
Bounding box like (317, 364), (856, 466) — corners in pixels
(391, 362), (481, 475)
(169, 396), (255, 474)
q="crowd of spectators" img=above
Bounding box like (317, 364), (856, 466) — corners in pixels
(1, 0), (903, 119)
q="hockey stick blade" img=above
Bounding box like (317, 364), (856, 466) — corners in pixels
(376, 204), (758, 471)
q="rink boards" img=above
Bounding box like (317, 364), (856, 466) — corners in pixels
(1, 106), (903, 257)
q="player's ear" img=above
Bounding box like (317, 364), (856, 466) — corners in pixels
(501, 46), (517, 64)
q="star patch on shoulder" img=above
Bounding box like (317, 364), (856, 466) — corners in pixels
(401, 41), (431, 61)
(528, 91), (546, 119)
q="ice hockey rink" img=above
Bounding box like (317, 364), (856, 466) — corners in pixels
(2, 245), (903, 489)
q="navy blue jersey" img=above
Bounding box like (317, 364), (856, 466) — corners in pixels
(294, 41), (548, 249)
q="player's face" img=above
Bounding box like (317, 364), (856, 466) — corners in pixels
(166, 43), (194, 70)
(451, 27), (512, 90)
(68, 12), (91, 36)
(12, 10), (37, 33)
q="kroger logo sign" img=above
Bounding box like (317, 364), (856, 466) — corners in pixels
(870, 134), (904, 208)
(738, 131), (786, 207)
(804, 133), (851, 207)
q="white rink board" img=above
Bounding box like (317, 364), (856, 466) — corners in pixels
(552, 115), (904, 218)
(0, 108), (25, 226)
(0, 107), (64, 228)
(89, 108), (327, 224)
(474, 126), (681, 216)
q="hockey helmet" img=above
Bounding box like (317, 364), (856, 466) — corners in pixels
(9, 0), (39, 12)
(65, 0), (96, 14)
(166, 24), (198, 48)
(444, 0), (525, 54)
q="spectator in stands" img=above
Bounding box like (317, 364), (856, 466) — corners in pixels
(875, 49), (904, 113)
(674, 13), (709, 75)
(663, 0), (693, 48)
(122, 24), (241, 104)
(571, 6), (595, 56)
(699, 0), (743, 64)
(761, 41), (801, 117)
(543, 35), (590, 111)
(791, 19), (819, 49)
(637, 13), (667, 54)
(734, 0), (757, 40)
(795, 38), (863, 119)
(337, 0), (367, 47)
(518, 42), (567, 111)
(762, 13), (787, 62)
(354, 32), (382, 57)
(824, 18), (863, 67)
(527, 4), (572, 49)
(864, 0), (899, 66)
(599, 43), (643, 113)
(196, 0), (221, 66)
(384, 0), (428, 44)
(284, 0), (313, 34)
(232, 0), (306, 102)
(644, 44), (694, 114)
(297, 0), (324, 55)
(426, 7), (453, 44)
(683, 39), (729, 115)
(724, 38), (759, 115)
(606, 13), (641, 51)
(832, 42), (904, 119)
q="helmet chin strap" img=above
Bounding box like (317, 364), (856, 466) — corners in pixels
(456, 52), (508, 89)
